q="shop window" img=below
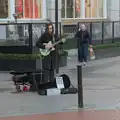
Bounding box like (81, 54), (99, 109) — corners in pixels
(15, 0), (42, 18)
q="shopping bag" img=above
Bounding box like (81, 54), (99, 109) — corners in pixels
(89, 47), (95, 60)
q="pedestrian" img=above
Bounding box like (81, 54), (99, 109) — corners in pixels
(36, 23), (65, 83)
(36, 23), (56, 83)
(75, 24), (92, 65)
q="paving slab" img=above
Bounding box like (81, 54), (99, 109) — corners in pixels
(0, 56), (120, 117)
(0, 110), (120, 120)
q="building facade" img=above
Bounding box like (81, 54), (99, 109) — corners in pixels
(0, 0), (114, 24)
(107, 0), (120, 21)
(61, 0), (107, 19)
(0, 0), (47, 23)
(0, 0), (119, 42)
(0, 0), (119, 23)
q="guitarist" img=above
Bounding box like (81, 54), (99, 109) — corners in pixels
(36, 23), (61, 83)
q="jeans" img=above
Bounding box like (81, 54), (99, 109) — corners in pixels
(78, 43), (88, 62)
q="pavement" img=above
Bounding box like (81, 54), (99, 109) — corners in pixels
(67, 48), (120, 59)
(0, 110), (120, 120)
(0, 54), (120, 119)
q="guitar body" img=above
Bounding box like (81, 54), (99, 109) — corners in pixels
(40, 41), (55, 56)
(40, 48), (51, 56)
(40, 37), (66, 57)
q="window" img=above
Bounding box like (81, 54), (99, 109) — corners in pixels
(0, 0), (8, 18)
(75, 0), (81, 18)
(66, 0), (73, 18)
(62, 0), (81, 18)
(61, 0), (65, 18)
(85, 0), (104, 18)
(61, 0), (106, 19)
(15, 0), (42, 19)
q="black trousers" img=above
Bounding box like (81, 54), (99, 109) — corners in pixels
(42, 54), (55, 83)
(43, 69), (54, 83)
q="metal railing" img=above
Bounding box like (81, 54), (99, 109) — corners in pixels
(0, 22), (61, 53)
(0, 21), (120, 53)
(62, 21), (120, 44)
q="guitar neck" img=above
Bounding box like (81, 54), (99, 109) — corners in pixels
(53, 40), (61, 46)
(52, 35), (69, 46)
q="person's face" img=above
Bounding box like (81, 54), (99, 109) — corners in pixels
(48, 25), (53, 34)
(81, 24), (86, 31)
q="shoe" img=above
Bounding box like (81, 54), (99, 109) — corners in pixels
(78, 61), (82, 65)
(83, 62), (86, 66)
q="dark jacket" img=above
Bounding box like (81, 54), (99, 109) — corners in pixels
(36, 32), (55, 49)
(75, 30), (92, 45)
(36, 32), (57, 70)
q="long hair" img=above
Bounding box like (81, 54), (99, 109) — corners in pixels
(45, 22), (54, 34)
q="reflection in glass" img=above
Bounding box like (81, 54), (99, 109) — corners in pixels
(0, 0), (8, 18)
(92, 23), (102, 40)
(85, 0), (91, 17)
(114, 22), (120, 38)
(61, 0), (81, 18)
(85, 0), (104, 18)
(66, 0), (73, 18)
(32, 24), (46, 46)
(61, 0), (65, 18)
(5, 24), (29, 46)
(75, 0), (81, 18)
(98, 0), (103, 17)
(104, 23), (112, 39)
(15, 0), (42, 19)
(15, 0), (23, 18)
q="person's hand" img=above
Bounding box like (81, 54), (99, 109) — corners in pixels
(45, 43), (53, 49)
(90, 45), (92, 48)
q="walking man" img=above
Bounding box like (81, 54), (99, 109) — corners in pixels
(75, 24), (92, 65)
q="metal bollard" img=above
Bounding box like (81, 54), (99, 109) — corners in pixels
(77, 65), (83, 108)
(55, 0), (59, 74)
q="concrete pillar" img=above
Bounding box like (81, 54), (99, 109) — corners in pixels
(47, 0), (61, 22)
(107, 0), (120, 38)
(107, 0), (120, 21)
(47, 0), (62, 34)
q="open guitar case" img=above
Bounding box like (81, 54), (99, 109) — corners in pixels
(37, 74), (78, 95)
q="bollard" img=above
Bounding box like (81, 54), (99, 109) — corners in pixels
(55, 0), (59, 74)
(77, 65), (83, 108)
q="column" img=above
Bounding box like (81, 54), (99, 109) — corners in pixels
(107, 0), (119, 20)
(47, 0), (61, 22)
(103, 0), (107, 18)
(9, 0), (15, 20)
(47, 0), (61, 34)
(42, 0), (47, 19)
(107, 0), (120, 38)
(80, 0), (85, 18)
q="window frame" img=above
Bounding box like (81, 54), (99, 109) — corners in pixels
(0, 0), (10, 21)
(0, 0), (47, 23)
(61, 0), (107, 19)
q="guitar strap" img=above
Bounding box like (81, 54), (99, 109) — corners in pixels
(52, 34), (55, 44)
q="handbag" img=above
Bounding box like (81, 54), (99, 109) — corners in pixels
(89, 47), (95, 60)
